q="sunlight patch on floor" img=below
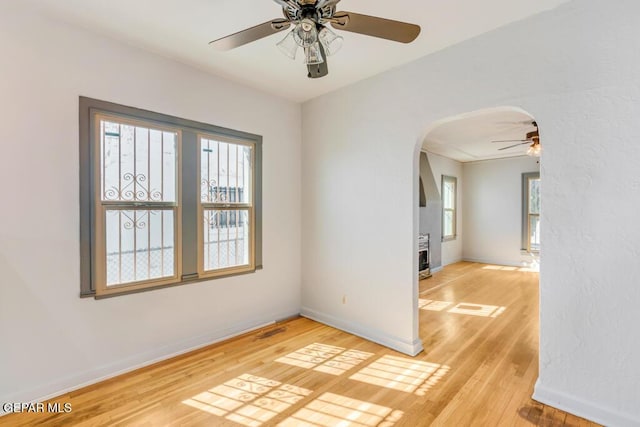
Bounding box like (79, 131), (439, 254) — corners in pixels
(182, 374), (312, 426)
(276, 343), (374, 376)
(419, 299), (506, 318)
(277, 392), (404, 427)
(448, 303), (506, 318)
(349, 355), (450, 396)
(418, 299), (453, 311)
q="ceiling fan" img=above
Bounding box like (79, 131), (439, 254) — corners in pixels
(492, 121), (541, 157)
(209, 0), (421, 79)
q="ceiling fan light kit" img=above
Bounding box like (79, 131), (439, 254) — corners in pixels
(293, 18), (319, 47)
(277, 18), (340, 64)
(318, 26), (343, 55)
(304, 42), (324, 65)
(492, 121), (542, 157)
(210, 0), (421, 79)
(276, 30), (300, 59)
(527, 140), (542, 157)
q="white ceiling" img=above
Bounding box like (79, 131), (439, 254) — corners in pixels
(423, 108), (537, 162)
(29, 0), (569, 102)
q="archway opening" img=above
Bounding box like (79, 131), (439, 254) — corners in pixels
(412, 106), (543, 418)
(416, 106), (541, 284)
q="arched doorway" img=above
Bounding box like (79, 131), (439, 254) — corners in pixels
(416, 106), (541, 284)
(409, 106), (544, 422)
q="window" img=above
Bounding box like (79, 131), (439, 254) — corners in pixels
(198, 135), (254, 277)
(441, 175), (457, 241)
(80, 97), (262, 298)
(94, 115), (182, 295)
(522, 172), (540, 252)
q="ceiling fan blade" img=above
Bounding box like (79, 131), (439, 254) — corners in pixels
(308, 44), (329, 79)
(210, 19), (291, 51)
(494, 120), (536, 126)
(498, 142), (531, 150)
(491, 139), (529, 143)
(330, 12), (420, 43)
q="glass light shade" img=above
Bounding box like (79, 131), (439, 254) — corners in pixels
(293, 18), (318, 47)
(318, 26), (344, 56)
(304, 42), (324, 65)
(527, 141), (542, 157)
(277, 30), (298, 60)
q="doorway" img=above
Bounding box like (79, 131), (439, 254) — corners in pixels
(412, 106), (545, 424)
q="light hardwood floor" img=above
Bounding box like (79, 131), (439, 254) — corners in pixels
(1, 262), (599, 426)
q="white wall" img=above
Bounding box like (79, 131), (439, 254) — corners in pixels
(462, 156), (539, 266)
(0, 3), (301, 406)
(425, 152), (463, 267)
(301, 0), (640, 425)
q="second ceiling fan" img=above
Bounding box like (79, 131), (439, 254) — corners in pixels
(210, 0), (421, 79)
(492, 121), (541, 157)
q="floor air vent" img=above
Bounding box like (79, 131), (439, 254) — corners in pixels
(256, 327), (287, 340)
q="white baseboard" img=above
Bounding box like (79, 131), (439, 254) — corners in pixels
(462, 256), (527, 268)
(430, 266), (443, 274)
(441, 258), (463, 267)
(300, 307), (423, 356)
(533, 380), (640, 427)
(0, 312), (298, 416)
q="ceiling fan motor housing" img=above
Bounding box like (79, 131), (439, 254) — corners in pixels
(283, 1), (336, 23)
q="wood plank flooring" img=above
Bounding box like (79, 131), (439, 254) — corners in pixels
(1, 262), (599, 426)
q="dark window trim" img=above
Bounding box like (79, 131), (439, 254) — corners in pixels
(441, 175), (457, 241)
(79, 97), (263, 298)
(521, 172), (540, 251)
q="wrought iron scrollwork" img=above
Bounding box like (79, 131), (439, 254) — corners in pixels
(201, 179), (229, 203)
(106, 173), (162, 202)
(117, 210), (158, 230)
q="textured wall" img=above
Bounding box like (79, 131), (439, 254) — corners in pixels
(302, 0), (640, 424)
(0, 2), (301, 407)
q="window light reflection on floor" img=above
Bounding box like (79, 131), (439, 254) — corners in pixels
(349, 355), (450, 396)
(418, 299), (453, 311)
(419, 299), (506, 318)
(448, 303), (506, 318)
(182, 373), (312, 427)
(275, 343), (374, 376)
(277, 392), (404, 427)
